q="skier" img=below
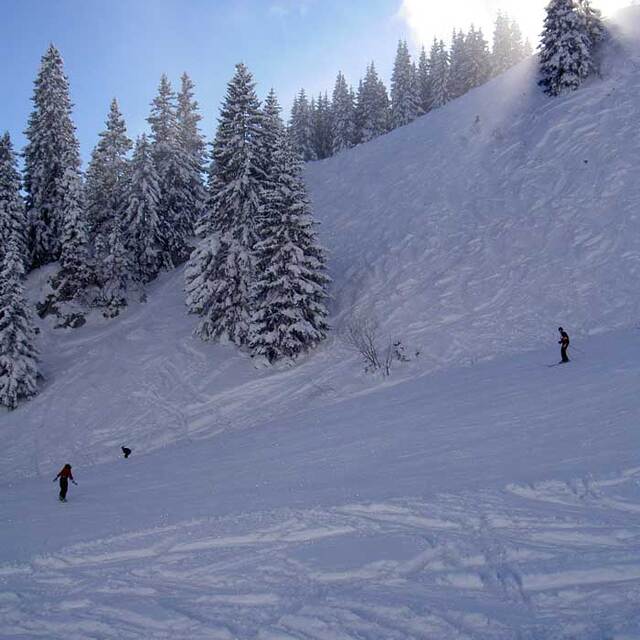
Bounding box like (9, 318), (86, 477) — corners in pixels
(558, 327), (570, 363)
(121, 446), (131, 459)
(53, 464), (77, 502)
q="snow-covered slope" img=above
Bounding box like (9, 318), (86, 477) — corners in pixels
(5, 8), (640, 480)
(2, 8), (640, 639)
(307, 7), (640, 368)
(2, 330), (640, 638)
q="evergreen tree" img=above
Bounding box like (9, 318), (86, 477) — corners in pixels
(417, 47), (432, 114)
(331, 71), (356, 154)
(185, 63), (264, 345)
(391, 40), (421, 129)
(509, 19), (526, 63)
(311, 92), (333, 160)
(176, 72), (207, 231)
(147, 74), (194, 267)
(462, 27), (491, 92)
(539, 0), (593, 96)
(123, 135), (165, 288)
(492, 11), (514, 76)
(44, 167), (93, 316)
(84, 98), (132, 263)
(24, 44), (81, 269)
(261, 89), (286, 168)
(448, 30), (468, 99)
(288, 89), (316, 161)
(100, 211), (130, 316)
(355, 62), (390, 143)
(0, 133), (27, 270)
(578, 0), (607, 50)
(0, 232), (39, 409)
(430, 39), (451, 109)
(249, 109), (330, 362)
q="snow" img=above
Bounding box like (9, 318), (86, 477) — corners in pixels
(2, 6), (640, 638)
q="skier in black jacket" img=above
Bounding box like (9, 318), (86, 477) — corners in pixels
(558, 327), (570, 363)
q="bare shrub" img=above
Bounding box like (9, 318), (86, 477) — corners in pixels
(341, 315), (394, 376)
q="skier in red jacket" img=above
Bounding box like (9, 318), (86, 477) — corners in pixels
(53, 464), (77, 502)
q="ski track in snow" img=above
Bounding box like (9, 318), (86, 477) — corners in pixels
(3, 11), (640, 481)
(2, 8), (640, 640)
(1, 468), (639, 639)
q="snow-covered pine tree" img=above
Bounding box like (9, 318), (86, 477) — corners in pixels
(123, 135), (165, 290)
(185, 63), (264, 345)
(391, 40), (421, 129)
(288, 89), (316, 161)
(462, 27), (491, 92)
(24, 44), (81, 269)
(331, 71), (356, 154)
(0, 133), (27, 270)
(84, 98), (132, 268)
(509, 19), (526, 63)
(539, 0), (593, 96)
(0, 230), (39, 409)
(448, 30), (468, 99)
(249, 103), (330, 362)
(147, 74), (194, 267)
(417, 47), (432, 114)
(41, 165), (94, 326)
(100, 210), (130, 317)
(491, 11), (514, 76)
(311, 92), (333, 160)
(176, 72), (207, 232)
(355, 62), (390, 144)
(430, 39), (451, 109)
(262, 89), (285, 168)
(578, 0), (607, 51)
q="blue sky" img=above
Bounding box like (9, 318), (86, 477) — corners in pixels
(0, 0), (409, 162)
(3, 0), (622, 163)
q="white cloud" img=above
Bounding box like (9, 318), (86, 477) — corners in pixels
(399, 0), (629, 49)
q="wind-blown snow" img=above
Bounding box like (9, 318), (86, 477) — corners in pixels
(1, 7), (640, 639)
(307, 7), (640, 368)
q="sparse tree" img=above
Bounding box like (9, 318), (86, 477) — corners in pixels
(342, 315), (393, 377)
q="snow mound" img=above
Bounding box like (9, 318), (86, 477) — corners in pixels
(307, 8), (640, 368)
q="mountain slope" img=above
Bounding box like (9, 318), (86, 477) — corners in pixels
(5, 8), (640, 480)
(2, 9), (640, 638)
(307, 8), (640, 368)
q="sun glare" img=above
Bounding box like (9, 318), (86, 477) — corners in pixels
(400, 0), (631, 49)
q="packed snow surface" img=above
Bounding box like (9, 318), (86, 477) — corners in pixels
(2, 7), (640, 639)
